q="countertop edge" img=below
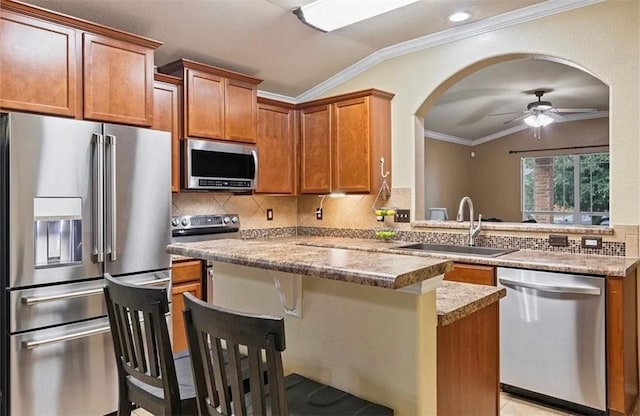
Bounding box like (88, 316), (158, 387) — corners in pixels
(437, 283), (507, 327)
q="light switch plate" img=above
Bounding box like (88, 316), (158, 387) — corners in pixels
(266, 208), (273, 221)
(549, 234), (568, 247)
(316, 208), (323, 220)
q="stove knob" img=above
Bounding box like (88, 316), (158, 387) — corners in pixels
(223, 216), (230, 224)
(231, 216), (239, 224)
(171, 218), (180, 227)
(181, 218), (190, 226)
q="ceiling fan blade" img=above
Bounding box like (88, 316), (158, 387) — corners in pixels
(488, 111), (523, 117)
(546, 112), (567, 122)
(554, 107), (598, 113)
(503, 113), (530, 125)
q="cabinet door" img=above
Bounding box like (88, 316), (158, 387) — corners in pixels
(0, 11), (78, 117)
(171, 280), (202, 353)
(332, 97), (371, 193)
(83, 33), (154, 126)
(185, 68), (224, 139)
(256, 102), (295, 194)
(225, 78), (257, 143)
(445, 263), (496, 286)
(300, 104), (331, 194)
(153, 80), (181, 192)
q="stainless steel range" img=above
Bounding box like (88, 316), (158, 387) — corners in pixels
(171, 214), (241, 243)
(171, 214), (241, 301)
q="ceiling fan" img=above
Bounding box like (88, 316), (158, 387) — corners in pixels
(490, 89), (598, 128)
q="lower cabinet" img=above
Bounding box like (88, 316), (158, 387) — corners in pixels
(445, 263), (496, 286)
(437, 302), (500, 415)
(171, 259), (204, 353)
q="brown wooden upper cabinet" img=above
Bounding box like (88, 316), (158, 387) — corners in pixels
(153, 74), (182, 193)
(256, 98), (297, 194)
(0, 0), (161, 125)
(157, 59), (261, 144)
(298, 89), (394, 195)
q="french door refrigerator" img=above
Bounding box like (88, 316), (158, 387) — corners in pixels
(0, 112), (171, 415)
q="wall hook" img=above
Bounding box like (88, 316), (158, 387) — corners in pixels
(380, 157), (390, 178)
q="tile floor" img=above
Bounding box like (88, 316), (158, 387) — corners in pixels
(132, 391), (626, 415)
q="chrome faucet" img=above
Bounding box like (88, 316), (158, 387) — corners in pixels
(456, 196), (482, 246)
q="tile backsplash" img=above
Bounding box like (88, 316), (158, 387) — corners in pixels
(172, 189), (636, 257)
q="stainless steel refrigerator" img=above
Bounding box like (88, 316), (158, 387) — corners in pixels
(0, 112), (172, 415)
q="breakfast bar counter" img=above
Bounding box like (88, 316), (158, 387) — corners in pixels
(167, 239), (460, 415)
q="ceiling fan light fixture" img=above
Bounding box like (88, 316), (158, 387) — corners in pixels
(524, 113), (554, 128)
(448, 11), (471, 22)
(293, 0), (420, 32)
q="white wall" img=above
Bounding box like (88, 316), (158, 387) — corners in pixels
(317, 1), (640, 229)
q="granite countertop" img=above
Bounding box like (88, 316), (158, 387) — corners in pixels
(411, 220), (615, 235)
(436, 281), (506, 326)
(167, 239), (453, 289)
(285, 237), (638, 277)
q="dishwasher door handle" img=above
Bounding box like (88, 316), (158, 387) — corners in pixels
(498, 277), (601, 295)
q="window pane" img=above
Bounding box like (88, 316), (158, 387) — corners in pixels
(553, 155), (574, 212)
(579, 153), (610, 213)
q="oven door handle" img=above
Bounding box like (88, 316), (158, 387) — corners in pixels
(22, 325), (111, 350)
(21, 277), (171, 305)
(499, 277), (601, 295)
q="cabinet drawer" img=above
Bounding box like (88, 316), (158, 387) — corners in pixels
(172, 260), (203, 284)
(445, 263), (496, 286)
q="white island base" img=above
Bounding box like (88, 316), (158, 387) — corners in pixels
(209, 262), (440, 416)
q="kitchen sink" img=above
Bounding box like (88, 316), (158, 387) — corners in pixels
(391, 243), (518, 258)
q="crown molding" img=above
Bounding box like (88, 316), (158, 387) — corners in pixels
(426, 110), (610, 147)
(294, 0), (603, 103)
(256, 90), (297, 104)
(424, 130), (472, 146)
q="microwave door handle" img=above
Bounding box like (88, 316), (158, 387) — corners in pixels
(252, 148), (258, 188)
(106, 134), (117, 262)
(93, 134), (105, 263)
(498, 277), (601, 296)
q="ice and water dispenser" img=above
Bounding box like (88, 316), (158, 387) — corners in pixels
(33, 197), (82, 268)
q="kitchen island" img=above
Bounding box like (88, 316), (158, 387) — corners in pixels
(168, 239), (506, 415)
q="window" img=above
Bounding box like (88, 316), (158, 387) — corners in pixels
(521, 153), (609, 225)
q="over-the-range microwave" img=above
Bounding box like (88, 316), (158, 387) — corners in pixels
(184, 138), (257, 191)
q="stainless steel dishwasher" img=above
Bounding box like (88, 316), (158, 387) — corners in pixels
(498, 267), (606, 413)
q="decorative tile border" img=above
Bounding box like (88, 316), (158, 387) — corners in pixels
(240, 227), (298, 240)
(295, 227), (626, 257)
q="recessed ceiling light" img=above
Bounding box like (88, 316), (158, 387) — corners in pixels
(448, 11), (471, 23)
(294, 0), (420, 32)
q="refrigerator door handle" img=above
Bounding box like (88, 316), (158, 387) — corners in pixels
(93, 133), (105, 263)
(22, 325), (111, 350)
(498, 277), (601, 295)
(106, 134), (117, 262)
(21, 277), (170, 306)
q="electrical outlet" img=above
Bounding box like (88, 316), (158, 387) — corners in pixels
(549, 234), (568, 247)
(316, 208), (323, 220)
(266, 208), (273, 221)
(395, 209), (411, 223)
(581, 236), (602, 249)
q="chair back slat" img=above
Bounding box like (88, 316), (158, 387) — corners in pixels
(247, 346), (266, 416)
(210, 337), (232, 415)
(145, 312), (160, 377)
(103, 273), (180, 410)
(226, 341), (247, 416)
(183, 292), (287, 416)
(265, 335), (288, 416)
(131, 309), (148, 373)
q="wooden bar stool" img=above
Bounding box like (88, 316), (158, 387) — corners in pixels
(182, 292), (394, 416)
